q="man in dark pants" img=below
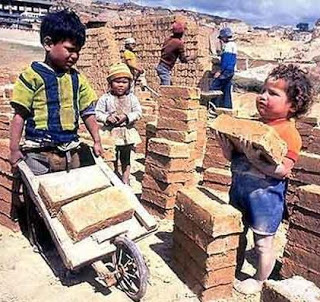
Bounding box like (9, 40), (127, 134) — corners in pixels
(210, 27), (237, 109)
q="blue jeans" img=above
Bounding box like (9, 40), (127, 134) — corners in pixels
(210, 76), (233, 109)
(156, 62), (171, 85)
(229, 154), (287, 235)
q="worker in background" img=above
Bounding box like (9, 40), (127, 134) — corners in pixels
(210, 27), (237, 109)
(156, 21), (196, 85)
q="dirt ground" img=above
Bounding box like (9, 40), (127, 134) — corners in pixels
(0, 32), (287, 302)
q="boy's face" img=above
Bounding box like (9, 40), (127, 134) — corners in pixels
(110, 78), (130, 96)
(256, 78), (295, 122)
(44, 38), (81, 72)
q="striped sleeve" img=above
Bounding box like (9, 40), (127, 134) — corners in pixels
(78, 73), (97, 112)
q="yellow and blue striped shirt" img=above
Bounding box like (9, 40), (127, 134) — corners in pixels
(12, 62), (97, 144)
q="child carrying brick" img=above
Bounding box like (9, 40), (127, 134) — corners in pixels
(216, 64), (313, 294)
(96, 63), (142, 185)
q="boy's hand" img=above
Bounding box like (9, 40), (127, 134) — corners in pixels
(106, 114), (118, 125)
(93, 141), (103, 157)
(215, 131), (233, 161)
(115, 114), (128, 125)
(9, 149), (24, 167)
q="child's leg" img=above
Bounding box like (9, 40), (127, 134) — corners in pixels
(236, 224), (249, 274)
(235, 233), (275, 295)
(119, 145), (133, 185)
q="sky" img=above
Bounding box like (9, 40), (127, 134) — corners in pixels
(103, 0), (320, 26)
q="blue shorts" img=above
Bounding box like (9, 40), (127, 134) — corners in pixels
(229, 155), (287, 235)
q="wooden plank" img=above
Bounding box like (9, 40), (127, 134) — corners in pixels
(94, 156), (157, 231)
(37, 165), (111, 216)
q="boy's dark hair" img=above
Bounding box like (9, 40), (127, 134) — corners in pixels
(268, 64), (313, 117)
(40, 10), (86, 48)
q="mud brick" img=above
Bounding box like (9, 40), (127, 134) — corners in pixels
(280, 257), (320, 287)
(262, 276), (320, 302)
(58, 187), (135, 242)
(0, 198), (18, 218)
(0, 212), (20, 232)
(287, 224), (320, 255)
(174, 210), (239, 254)
(141, 106), (154, 115)
(172, 256), (233, 301)
(173, 246), (236, 288)
(145, 163), (193, 183)
(297, 121), (315, 149)
(203, 145), (230, 169)
(147, 138), (189, 158)
(141, 188), (176, 209)
(142, 174), (183, 197)
(308, 126), (320, 154)
(0, 172), (19, 191)
(0, 139), (10, 159)
(295, 152), (320, 173)
(291, 207), (320, 235)
(146, 152), (195, 172)
(284, 243), (320, 272)
(296, 185), (320, 214)
(0, 157), (12, 174)
(157, 117), (198, 132)
(210, 114), (287, 165)
(158, 97), (200, 110)
(159, 107), (198, 121)
(156, 129), (197, 143)
(159, 86), (200, 99)
(176, 187), (243, 237)
(0, 185), (22, 207)
(173, 227), (237, 271)
(291, 170), (320, 186)
(140, 199), (174, 220)
(38, 165), (111, 216)
(203, 167), (231, 186)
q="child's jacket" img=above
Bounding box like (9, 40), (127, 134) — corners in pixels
(11, 62), (97, 144)
(95, 92), (142, 146)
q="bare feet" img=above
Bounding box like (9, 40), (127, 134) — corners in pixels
(234, 278), (263, 295)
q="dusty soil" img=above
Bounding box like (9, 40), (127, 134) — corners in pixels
(0, 34), (287, 302)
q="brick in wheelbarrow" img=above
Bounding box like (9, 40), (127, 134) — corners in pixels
(38, 165), (111, 216)
(58, 186), (135, 242)
(176, 187), (243, 237)
(210, 114), (287, 165)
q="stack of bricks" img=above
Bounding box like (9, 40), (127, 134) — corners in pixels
(77, 26), (121, 97)
(173, 187), (243, 301)
(280, 114), (320, 286)
(141, 137), (192, 219)
(134, 90), (158, 154)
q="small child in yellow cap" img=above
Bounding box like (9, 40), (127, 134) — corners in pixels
(96, 63), (142, 184)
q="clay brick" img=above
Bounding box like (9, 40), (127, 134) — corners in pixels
(295, 152), (320, 173)
(0, 139), (10, 159)
(291, 170), (320, 186)
(262, 276), (320, 302)
(174, 210), (239, 254)
(203, 145), (230, 169)
(284, 243), (320, 272)
(0, 198), (18, 218)
(0, 172), (20, 191)
(140, 199), (174, 220)
(159, 97), (200, 110)
(172, 247), (236, 288)
(142, 174), (184, 196)
(159, 107), (198, 121)
(280, 257), (320, 287)
(308, 126), (320, 154)
(210, 114), (287, 165)
(147, 138), (189, 158)
(0, 212), (20, 232)
(296, 185), (320, 214)
(173, 227), (237, 271)
(287, 224), (320, 255)
(0, 157), (12, 174)
(157, 117), (198, 132)
(145, 163), (194, 183)
(159, 86), (200, 99)
(176, 187), (243, 237)
(58, 187), (135, 242)
(203, 167), (231, 186)
(156, 129), (197, 143)
(38, 165), (111, 216)
(146, 152), (195, 172)
(140, 188), (176, 209)
(291, 207), (320, 235)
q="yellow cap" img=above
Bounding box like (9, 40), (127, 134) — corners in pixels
(107, 63), (133, 82)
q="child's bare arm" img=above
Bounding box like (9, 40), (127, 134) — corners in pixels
(82, 115), (103, 157)
(215, 131), (233, 161)
(9, 113), (25, 167)
(241, 139), (294, 178)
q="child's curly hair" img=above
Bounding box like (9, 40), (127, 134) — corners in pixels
(267, 64), (313, 118)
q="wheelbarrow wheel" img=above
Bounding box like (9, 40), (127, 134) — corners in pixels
(112, 236), (148, 301)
